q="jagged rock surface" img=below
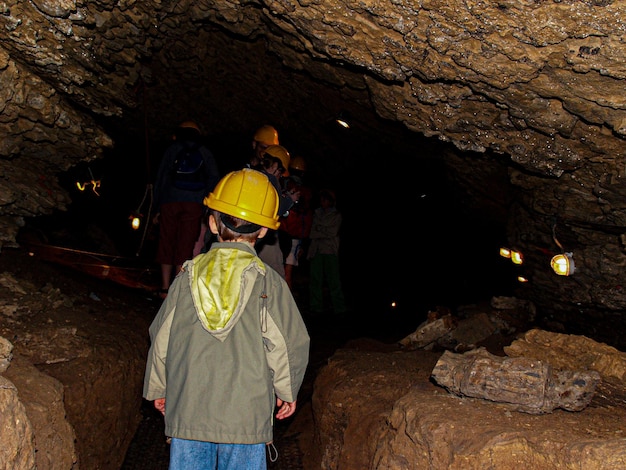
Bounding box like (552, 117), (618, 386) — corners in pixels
(1, 3), (626, 466)
(310, 332), (626, 470)
(0, 0), (625, 327)
(0, 251), (154, 469)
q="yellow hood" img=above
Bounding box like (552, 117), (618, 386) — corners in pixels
(188, 246), (266, 341)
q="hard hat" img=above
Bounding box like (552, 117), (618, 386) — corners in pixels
(204, 169), (280, 230)
(178, 120), (200, 132)
(289, 155), (306, 172)
(264, 145), (291, 176)
(253, 125), (279, 146)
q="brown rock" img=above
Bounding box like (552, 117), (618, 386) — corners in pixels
(431, 347), (600, 413)
(0, 375), (35, 470)
(3, 355), (76, 469)
(310, 335), (626, 469)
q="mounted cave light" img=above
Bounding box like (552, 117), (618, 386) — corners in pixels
(129, 211), (143, 230)
(129, 183), (154, 256)
(75, 167), (101, 196)
(517, 275), (529, 283)
(510, 250), (523, 265)
(551, 252), (575, 276)
(499, 246), (523, 264)
(551, 223), (575, 276)
(335, 111), (351, 129)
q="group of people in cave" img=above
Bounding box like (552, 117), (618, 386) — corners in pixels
(144, 121), (346, 468)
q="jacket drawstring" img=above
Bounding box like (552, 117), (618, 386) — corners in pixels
(260, 274), (268, 333)
(266, 441), (279, 462)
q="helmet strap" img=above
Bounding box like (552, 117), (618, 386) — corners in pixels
(220, 214), (262, 234)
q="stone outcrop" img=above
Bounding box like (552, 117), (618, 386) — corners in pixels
(1, 8), (626, 465)
(310, 330), (626, 469)
(3, 355), (76, 470)
(0, 374), (35, 470)
(0, 252), (154, 469)
(431, 347), (601, 414)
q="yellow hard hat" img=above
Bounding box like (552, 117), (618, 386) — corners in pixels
(253, 125), (279, 146)
(264, 145), (291, 176)
(289, 155), (306, 172)
(204, 169), (280, 230)
(179, 120), (200, 132)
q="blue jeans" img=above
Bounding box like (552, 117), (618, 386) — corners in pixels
(169, 438), (266, 470)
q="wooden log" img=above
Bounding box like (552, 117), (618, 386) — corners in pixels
(431, 347), (601, 414)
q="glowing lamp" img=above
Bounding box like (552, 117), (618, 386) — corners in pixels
(76, 179), (101, 195)
(129, 212), (143, 230)
(551, 252), (575, 276)
(510, 250), (523, 265)
(336, 118), (350, 128)
(335, 111), (351, 129)
(499, 247), (511, 258)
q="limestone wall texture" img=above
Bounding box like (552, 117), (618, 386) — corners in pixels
(0, 2), (625, 331)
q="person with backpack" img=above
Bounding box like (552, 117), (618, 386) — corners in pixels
(143, 168), (310, 469)
(152, 120), (220, 299)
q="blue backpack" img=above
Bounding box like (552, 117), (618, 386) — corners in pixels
(171, 143), (208, 191)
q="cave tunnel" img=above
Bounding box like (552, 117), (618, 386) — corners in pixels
(1, 1), (625, 468)
(33, 113), (518, 340)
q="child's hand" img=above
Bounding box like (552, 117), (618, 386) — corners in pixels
(275, 398), (297, 420)
(154, 398), (166, 416)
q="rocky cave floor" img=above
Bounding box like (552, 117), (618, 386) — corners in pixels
(0, 244), (407, 469)
(1, 245), (625, 469)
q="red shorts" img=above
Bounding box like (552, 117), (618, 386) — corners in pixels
(156, 201), (204, 266)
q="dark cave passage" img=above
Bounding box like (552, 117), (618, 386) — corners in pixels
(31, 125), (517, 339)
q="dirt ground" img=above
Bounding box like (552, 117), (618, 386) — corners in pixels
(3, 244), (625, 470)
(0, 244), (389, 468)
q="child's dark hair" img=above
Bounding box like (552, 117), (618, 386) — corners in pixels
(212, 210), (262, 242)
(262, 155), (284, 172)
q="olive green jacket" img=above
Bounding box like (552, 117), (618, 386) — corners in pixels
(143, 242), (310, 444)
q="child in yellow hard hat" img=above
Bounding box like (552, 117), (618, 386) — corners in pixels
(143, 168), (310, 469)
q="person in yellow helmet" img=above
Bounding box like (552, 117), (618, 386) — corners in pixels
(255, 144), (300, 277)
(144, 168), (310, 470)
(249, 124), (279, 169)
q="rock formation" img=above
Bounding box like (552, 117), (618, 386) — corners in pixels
(1, 4), (626, 465)
(1, 1), (625, 333)
(311, 330), (626, 469)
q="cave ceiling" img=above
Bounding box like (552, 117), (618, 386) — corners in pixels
(1, 0), (626, 325)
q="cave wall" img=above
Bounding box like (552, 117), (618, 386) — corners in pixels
(0, 1), (625, 327)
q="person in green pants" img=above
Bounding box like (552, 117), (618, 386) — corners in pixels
(307, 189), (347, 316)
